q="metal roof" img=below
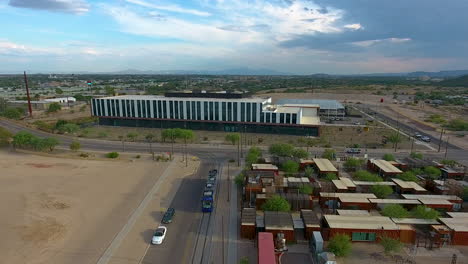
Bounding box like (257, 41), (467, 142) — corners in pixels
(339, 197), (372, 203)
(402, 194), (462, 201)
(353, 181), (396, 186)
(264, 211), (294, 230)
(391, 179), (427, 192)
(439, 218), (468, 232)
(301, 209), (320, 227)
(252, 164), (278, 170)
(418, 198), (453, 205)
(391, 218), (439, 225)
(276, 99), (344, 110)
(337, 209), (371, 216)
(320, 192), (377, 199)
(371, 159), (403, 174)
(369, 199), (421, 205)
(324, 215), (398, 230)
(332, 180), (348, 190)
(447, 212), (468, 218)
(313, 158), (338, 172)
(241, 208), (256, 225)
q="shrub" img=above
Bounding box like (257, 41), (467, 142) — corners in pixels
(299, 185), (313, 195)
(304, 167), (314, 177)
(225, 133), (240, 145)
(328, 234), (352, 257)
(69, 141), (81, 152)
(381, 204), (409, 218)
(410, 152), (423, 159)
(324, 173), (338, 181)
(79, 152), (89, 158)
(135, 155), (141, 159)
(98, 132), (108, 138)
(262, 195), (291, 212)
(322, 149), (336, 160)
(424, 166), (441, 179)
(411, 205), (440, 219)
(440, 159), (457, 166)
(281, 160), (299, 176)
(446, 119), (468, 131)
(383, 153), (395, 161)
(47, 102), (61, 113)
(344, 158), (364, 171)
(269, 143), (294, 157)
(354, 170), (383, 182)
(397, 171), (418, 182)
(57, 123), (80, 134)
(2, 107), (22, 119)
(292, 148), (309, 159)
(234, 173), (246, 187)
(106, 152), (119, 159)
(380, 236), (403, 255)
(0, 127), (13, 147)
(33, 120), (54, 132)
(371, 185), (393, 198)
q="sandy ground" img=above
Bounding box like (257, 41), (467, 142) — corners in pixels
(0, 150), (177, 264)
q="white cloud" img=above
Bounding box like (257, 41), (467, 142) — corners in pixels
(352, 38), (411, 47)
(125, 0), (211, 17)
(344, 23), (362, 30)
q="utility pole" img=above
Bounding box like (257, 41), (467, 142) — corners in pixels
(438, 128), (444, 152)
(23, 71), (33, 117)
(445, 135), (450, 158)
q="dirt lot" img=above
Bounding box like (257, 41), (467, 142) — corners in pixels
(0, 150), (181, 264)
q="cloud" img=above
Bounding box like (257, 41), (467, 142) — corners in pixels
(351, 38), (411, 47)
(8, 0), (90, 14)
(125, 0), (211, 17)
(344, 23), (362, 30)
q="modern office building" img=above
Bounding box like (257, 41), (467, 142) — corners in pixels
(276, 99), (345, 119)
(92, 91), (321, 136)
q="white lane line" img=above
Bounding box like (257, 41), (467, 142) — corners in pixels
(96, 160), (176, 264)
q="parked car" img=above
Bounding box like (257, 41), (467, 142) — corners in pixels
(414, 133), (422, 139)
(346, 148), (361, 154)
(152, 226), (167, 245)
(161, 208), (175, 224)
(206, 183), (214, 189)
(209, 169), (218, 176)
(421, 136), (431, 142)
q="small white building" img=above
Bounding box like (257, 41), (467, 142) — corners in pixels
(44, 97), (76, 103)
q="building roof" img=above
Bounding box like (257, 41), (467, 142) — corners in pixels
(276, 99), (344, 110)
(252, 164), (279, 171)
(332, 180), (348, 190)
(324, 215), (398, 230)
(320, 192), (377, 199)
(337, 209), (371, 216)
(100, 94), (269, 103)
(447, 212), (468, 218)
(371, 159), (403, 174)
(313, 158), (338, 172)
(241, 208), (256, 225)
(340, 177), (357, 188)
(418, 198), (453, 206)
(301, 209), (320, 228)
(439, 218), (468, 232)
(391, 179), (427, 192)
(391, 218), (439, 225)
(369, 199), (421, 205)
(402, 194), (462, 202)
(353, 181), (396, 186)
(264, 211), (294, 230)
(339, 197), (372, 204)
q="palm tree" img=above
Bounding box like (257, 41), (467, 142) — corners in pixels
(118, 135), (125, 152)
(388, 132), (402, 152)
(145, 134), (155, 153)
(178, 129), (194, 167)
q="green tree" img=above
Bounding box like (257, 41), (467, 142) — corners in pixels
(0, 97), (7, 112)
(304, 167), (314, 177)
(397, 171), (418, 182)
(177, 129), (194, 167)
(379, 236), (403, 255)
(106, 152), (119, 158)
(411, 205), (440, 219)
(354, 170), (383, 182)
(370, 185), (393, 198)
(299, 185), (313, 195)
(262, 195), (291, 212)
(57, 123), (80, 134)
(234, 172), (246, 187)
(70, 141), (81, 152)
(462, 187), (468, 202)
(424, 166), (441, 179)
(328, 234), (352, 257)
(12, 131), (35, 148)
(324, 173), (338, 181)
(162, 128), (177, 159)
(440, 159), (457, 166)
(47, 102), (62, 113)
(388, 132), (402, 151)
(2, 107), (22, 119)
(245, 147), (261, 166)
(381, 204), (410, 218)
(127, 132), (138, 142)
(239, 257), (249, 264)
(410, 152), (423, 159)
(269, 143), (295, 157)
(145, 134), (155, 153)
(55, 88), (63, 94)
(104, 85), (115, 96)
(41, 137), (59, 152)
(292, 148), (309, 159)
(0, 127), (13, 147)
(322, 149), (336, 160)
(344, 158), (364, 171)
(225, 133), (240, 145)
(281, 160), (299, 176)
(383, 153), (395, 161)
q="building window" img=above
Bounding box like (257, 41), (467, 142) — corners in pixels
(266, 112), (271, 123)
(179, 101), (183, 119)
(209, 102), (214, 120)
(126, 100), (131, 117)
(196, 101), (201, 120)
(204, 101), (208, 120)
(233, 102), (238, 121)
(191, 101), (196, 120)
(286, 113), (291, 123)
(169, 101), (173, 119)
(260, 112), (264, 123)
(146, 101), (151, 118)
(222, 102), (226, 121)
(227, 102), (232, 121)
(246, 103), (251, 122)
(137, 100), (141, 117)
(241, 102), (245, 122)
(292, 114), (297, 124)
(157, 101), (162, 118)
(251, 103), (256, 122)
(186, 101), (191, 119)
(152, 101), (157, 118)
(141, 100), (146, 118)
(130, 100), (135, 117)
(174, 101), (179, 119)
(92, 99), (97, 116)
(162, 101), (167, 119)
(351, 232), (376, 242)
(215, 102), (219, 120)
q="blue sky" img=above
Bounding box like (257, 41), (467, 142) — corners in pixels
(1, 0), (467, 74)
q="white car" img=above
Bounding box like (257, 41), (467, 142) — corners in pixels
(151, 226), (167, 245)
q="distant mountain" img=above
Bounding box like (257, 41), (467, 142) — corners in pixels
(438, 74), (468, 86)
(406, 70), (468, 78)
(105, 67), (291, 76)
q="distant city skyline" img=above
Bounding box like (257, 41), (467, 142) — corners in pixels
(1, 0), (468, 74)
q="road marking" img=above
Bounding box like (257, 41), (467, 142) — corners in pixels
(96, 160), (176, 264)
(138, 244), (150, 264)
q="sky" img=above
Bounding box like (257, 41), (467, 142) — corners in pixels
(1, 0), (468, 74)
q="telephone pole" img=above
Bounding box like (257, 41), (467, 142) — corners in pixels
(23, 71), (33, 117)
